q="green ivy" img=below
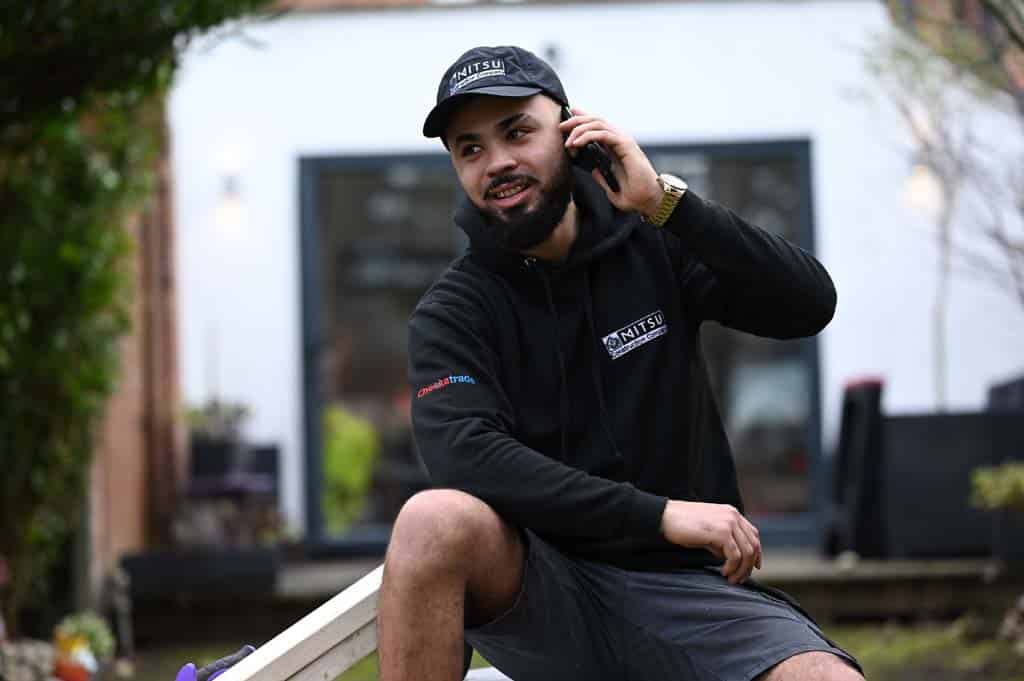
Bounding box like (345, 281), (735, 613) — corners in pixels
(0, 0), (276, 634)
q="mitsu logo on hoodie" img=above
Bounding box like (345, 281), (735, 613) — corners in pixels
(602, 310), (668, 360)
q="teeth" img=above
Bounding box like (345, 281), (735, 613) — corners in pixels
(493, 183), (527, 200)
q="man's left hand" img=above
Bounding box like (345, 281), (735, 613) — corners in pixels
(559, 108), (663, 218)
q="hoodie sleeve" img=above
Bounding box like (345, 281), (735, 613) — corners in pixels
(408, 285), (668, 540)
(661, 189), (836, 338)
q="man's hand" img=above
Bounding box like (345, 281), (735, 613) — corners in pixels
(559, 108), (664, 218)
(660, 500), (762, 584)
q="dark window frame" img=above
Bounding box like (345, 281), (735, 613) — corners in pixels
(299, 139), (823, 556)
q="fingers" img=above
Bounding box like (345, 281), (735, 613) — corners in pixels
(745, 517), (763, 570)
(729, 525), (756, 584)
(563, 122), (627, 154)
(559, 112), (618, 140)
(719, 533), (742, 582)
(715, 507), (761, 584)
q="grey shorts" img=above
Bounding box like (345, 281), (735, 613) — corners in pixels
(465, 530), (861, 681)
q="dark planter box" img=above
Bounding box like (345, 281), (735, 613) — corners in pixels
(993, 510), (1024, 563)
(882, 412), (1024, 558)
(121, 547), (280, 600)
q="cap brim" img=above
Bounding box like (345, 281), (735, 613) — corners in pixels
(422, 85), (545, 139)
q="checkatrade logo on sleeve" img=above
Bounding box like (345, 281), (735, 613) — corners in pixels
(417, 374), (476, 398)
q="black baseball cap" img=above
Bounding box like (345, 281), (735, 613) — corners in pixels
(423, 45), (569, 142)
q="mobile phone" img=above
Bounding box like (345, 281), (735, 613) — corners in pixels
(561, 106), (620, 193)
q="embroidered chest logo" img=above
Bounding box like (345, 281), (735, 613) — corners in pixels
(449, 59), (506, 94)
(601, 310), (668, 360)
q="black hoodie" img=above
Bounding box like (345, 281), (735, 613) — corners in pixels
(407, 168), (835, 571)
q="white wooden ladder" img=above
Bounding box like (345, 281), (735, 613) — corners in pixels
(215, 565), (510, 681)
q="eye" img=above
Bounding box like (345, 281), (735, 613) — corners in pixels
(460, 144), (481, 158)
(508, 127), (528, 140)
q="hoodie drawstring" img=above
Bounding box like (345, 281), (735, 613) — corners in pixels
(528, 258), (625, 471)
(582, 267), (627, 471)
(532, 259), (570, 463)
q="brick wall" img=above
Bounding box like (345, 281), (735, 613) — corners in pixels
(88, 107), (186, 602)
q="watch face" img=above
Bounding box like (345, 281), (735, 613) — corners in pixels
(659, 174), (687, 192)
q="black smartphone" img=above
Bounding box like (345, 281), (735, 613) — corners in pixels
(561, 106), (620, 193)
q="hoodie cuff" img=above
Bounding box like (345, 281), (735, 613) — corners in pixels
(660, 187), (710, 242)
(625, 488), (669, 538)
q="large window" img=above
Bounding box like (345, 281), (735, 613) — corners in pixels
(301, 140), (820, 550)
(648, 143), (819, 521)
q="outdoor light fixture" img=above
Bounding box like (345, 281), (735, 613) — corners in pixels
(214, 174), (245, 229)
(904, 162), (945, 222)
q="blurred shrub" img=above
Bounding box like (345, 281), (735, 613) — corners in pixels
(322, 406), (379, 535)
(55, 611), (115, 663)
(186, 399), (252, 443)
(971, 462), (1024, 513)
(0, 1), (274, 634)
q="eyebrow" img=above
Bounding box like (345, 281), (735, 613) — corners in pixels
(452, 112), (536, 148)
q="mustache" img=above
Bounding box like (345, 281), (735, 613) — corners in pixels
(486, 174), (537, 197)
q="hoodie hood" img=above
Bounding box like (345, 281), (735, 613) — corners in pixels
(453, 167), (637, 274)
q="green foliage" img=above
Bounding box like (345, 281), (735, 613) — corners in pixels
(0, 0), (276, 634)
(832, 617), (1024, 681)
(186, 398), (252, 442)
(55, 611), (116, 662)
(972, 462), (1024, 512)
(322, 406), (379, 534)
(0, 2), (280, 145)
(0, 93), (149, 632)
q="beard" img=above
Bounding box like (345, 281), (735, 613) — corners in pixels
(482, 153), (574, 252)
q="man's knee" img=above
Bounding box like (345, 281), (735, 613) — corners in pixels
(386, 489), (511, 574)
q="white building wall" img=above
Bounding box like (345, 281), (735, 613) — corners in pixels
(169, 0), (1024, 532)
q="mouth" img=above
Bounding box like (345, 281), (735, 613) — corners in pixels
(488, 180), (535, 209)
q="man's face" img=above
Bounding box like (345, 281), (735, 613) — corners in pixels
(446, 94), (574, 251)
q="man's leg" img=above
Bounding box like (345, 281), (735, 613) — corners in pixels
(378, 489), (525, 681)
(755, 651), (864, 681)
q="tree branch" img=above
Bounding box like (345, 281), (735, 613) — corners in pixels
(980, 0), (1024, 53)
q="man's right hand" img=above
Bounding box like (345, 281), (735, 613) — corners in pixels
(660, 500), (762, 584)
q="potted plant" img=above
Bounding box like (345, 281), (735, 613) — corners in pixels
(186, 399), (251, 477)
(971, 462), (1024, 562)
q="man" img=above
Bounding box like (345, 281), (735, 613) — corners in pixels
(376, 45), (864, 681)
(181, 44), (862, 681)
(172, 41), (860, 681)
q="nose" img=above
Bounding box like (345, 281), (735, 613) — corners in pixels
(485, 147), (517, 179)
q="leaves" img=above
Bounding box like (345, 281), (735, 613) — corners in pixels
(0, 0), (276, 634)
(972, 462), (1024, 512)
(322, 406), (379, 534)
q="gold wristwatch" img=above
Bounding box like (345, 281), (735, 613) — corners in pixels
(645, 173), (688, 227)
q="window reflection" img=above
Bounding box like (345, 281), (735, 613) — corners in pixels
(316, 162), (457, 536)
(310, 145), (815, 539)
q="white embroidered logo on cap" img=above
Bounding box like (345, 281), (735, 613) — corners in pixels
(449, 59), (506, 94)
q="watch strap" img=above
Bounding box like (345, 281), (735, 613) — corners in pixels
(647, 175), (686, 227)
